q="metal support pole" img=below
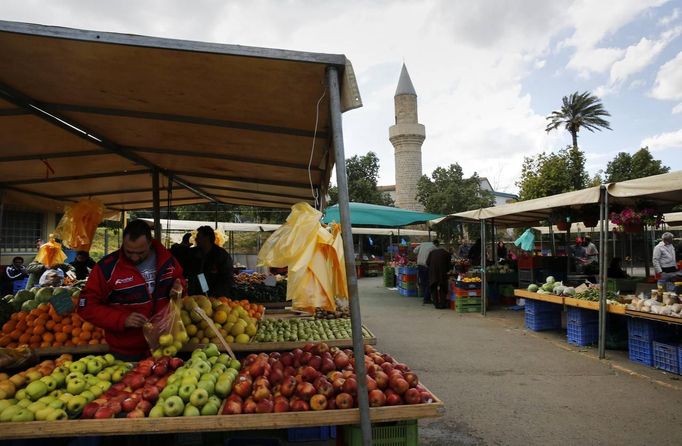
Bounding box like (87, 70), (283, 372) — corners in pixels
(104, 229), (109, 256)
(0, 193), (4, 261)
(152, 169), (162, 242)
(481, 220), (487, 316)
(566, 227), (571, 281)
(327, 66), (372, 446)
(492, 221), (498, 265)
(214, 202), (219, 229)
(598, 186), (608, 359)
(548, 224), (556, 256)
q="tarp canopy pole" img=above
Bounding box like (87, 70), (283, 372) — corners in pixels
(152, 169), (162, 242)
(327, 66), (372, 446)
(598, 185), (608, 359)
(481, 219), (487, 316)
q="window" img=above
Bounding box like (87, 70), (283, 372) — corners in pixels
(1, 207), (43, 252)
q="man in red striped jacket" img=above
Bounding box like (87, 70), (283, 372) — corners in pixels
(79, 220), (185, 360)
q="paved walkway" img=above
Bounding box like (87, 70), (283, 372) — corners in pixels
(357, 277), (682, 446)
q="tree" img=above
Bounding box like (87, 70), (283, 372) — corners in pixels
(517, 146), (590, 201)
(604, 147), (670, 182)
(545, 91), (611, 149)
(416, 164), (495, 243)
(327, 152), (394, 206)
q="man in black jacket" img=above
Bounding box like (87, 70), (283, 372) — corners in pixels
(426, 240), (452, 309)
(187, 226), (233, 297)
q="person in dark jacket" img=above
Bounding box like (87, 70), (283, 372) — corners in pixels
(187, 226), (234, 297)
(78, 219), (185, 360)
(426, 240), (452, 309)
(607, 257), (629, 279)
(170, 233), (193, 277)
(70, 251), (96, 280)
(468, 238), (482, 266)
(2, 257), (27, 294)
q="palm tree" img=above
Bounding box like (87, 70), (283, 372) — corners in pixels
(545, 91), (611, 149)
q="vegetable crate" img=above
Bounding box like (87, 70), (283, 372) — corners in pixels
(287, 425), (336, 442)
(455, 280), (481, 290)
(455, 297), (481, 313)
(452, 287), (481, 298)
(652, 342), (680, 375)
(567, 321), (599, 346)
(524, 299), (561, 314)
(627, 317), (673, 341)
(341, 420), (417, 446)
(567, 307), (598, 326)
(628, 337), (654, 366)
(525, 309), (561, 331)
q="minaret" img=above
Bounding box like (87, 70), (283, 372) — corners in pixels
(389, 63), (425, 211)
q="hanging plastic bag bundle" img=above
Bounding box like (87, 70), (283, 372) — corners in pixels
(142, 279), (188, 358)
(514, 228), (536, 252)
(55, 199), (105, 252)
(34, 234), (67, 268)
(257, 203), (348, 313)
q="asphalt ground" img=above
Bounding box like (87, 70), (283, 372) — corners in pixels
(357, 277), (682, 446)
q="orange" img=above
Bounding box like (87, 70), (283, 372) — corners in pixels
(52, 341), (63, 347)
(42, 332), (54, 343)
(64, 340), (74, 347)
(40, 341), (50, 348)
(30, 335), (41, 344)
(56, 332), (68, 343)
(18, 333), (31, 345)
(45, 320), (55, 331)
(62, 324), (72, 334)
(9, 330), (21, 341)
(3, 321), (16, 334)
(71, 327), (81, 338)
(0, 335), (11, 347)
(79, 331), (91, 341)
(88, 339), (99, 345)
(33, 325), (46, 336)
(82, 322), (94, 332)
(53, 324), (62, 333)
(10, 313), (19, 321)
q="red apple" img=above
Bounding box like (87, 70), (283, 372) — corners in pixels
(269, 368), (284, 385)
(334, 353), (350, 369)
(280, 352), (294, 367)
(303, 343), (315, 353)
(380, 362), (394, 374)
(223, 400), (242, 415)
(255, 398), (274, 413)
(390, 378), (409, 395)
(111, 382), (127, 393)
(81, 402), (100, 419)
(369, 389), (386, 407)
(301, 366), (320, 382)
(126, 408), (145, 418)
(152, 363), (168, 377)
(385, 390), (402, 406)
(332, 378), (346, 392)
(253, 386), (272, 402)
(244, 354), (258, 367)
(254, 377), (271, 389)
(326, 397), (337, 410)
(420, 391), (434, 404)
(310, 394), (328, 411)
(169, 357), (184, 370)
(342, 377), (358, 396)
(335, 393), (354, 409)
(366, 376), (377, 392)
(155, 376), (169, 389)
(248, 361), (267, 378)
(142, 386), (160, 402)
(394, 363), (409, 372)
(128, 373), (145, 390)
(374, 371), (389, 390)
(121, 396), (140, 413)
(138, 358), (154, 368)
(308, 355), (322, 371)
(242, 398), (257, 414)
(106, 401), (122, 414)
(290, 400), (310, 412)
(136, 400), (153, 415)
(404, 372), (419, 388)
(300, 352), (312, 365)
(296, 382), (316, 401)
(320, 358), (335, 374)
(316, 343), (330, 355)
(94, 406), (115, 419)
(342, 370), (355, 380)
(327, 371), (343, 382)
(404, 388), (421, 405)
(233, 377), (253, 398)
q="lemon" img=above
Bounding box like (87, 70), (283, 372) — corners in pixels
(246, 324), (257, 337)
(235, 334), (250, 344)
(213, 310), (228, 325)
(230, 323), (245, 337)
(226, 335), (234, 343)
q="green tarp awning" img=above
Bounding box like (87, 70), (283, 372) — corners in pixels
(322, 202), (443, 227)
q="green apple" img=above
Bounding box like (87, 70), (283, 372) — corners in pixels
(66, 395), (87, 415)
(95, 381), (111, 392)
(35, 406), (55, 421)
(229, 359), (241, 371)
(66, 372), (83, 382)
(85, 375), (99, 387)
(215, 354), (230, 366)
(69, 361), (86, 374)
(38, 395), (56, 405)
(159, 333), (174, 347)
(200, 373), (217, 384)
(89, 385), (104, 398)
(0, 405), (21, 422)
(160, 383), (179, 399)
(196, 380), (214, 395)
(178, 383), (196, 403)
(80, 390), (95, 403)
(46, 409), (68, 421)
(11, 408), (35, 422)
(201, 402), (219, 416)
(17, 399), (31, 408)
(26, 380), (48, 401)
(211, 363), (227, 374)
(39, 376), (57, 392)
(86, 358), (103, 375)
(49, 399), (65, 410)
(189, 388), (209, 407)
(27, 401), (46, 413)
(180, 376), (198, 387)
(173, 340), (183, 351)
(167, 374), (180, 385)
(203, 343), (220, 358)
(149, 404), (165, 418)
(15, 389), (27, 401)
(183, 404), (200, 417)
(193, 361), (211, 375)
(50, 389), (64, 398)
(152, 349), (163, 360)
(214, 379), (232, 398)
(184, 368), (201, 380)
(0, 399), (15, 413)
(58, 393), (74, 404)
(103, 353), (115, 365)
(191, 351), (207, 362)
(163, 396), (184, 417)
(208, 356), (218, 365)
(162, 346), (177, 357)
(66, 378), (87, 395)
(111, 369), (125, 383)
(175, 331), (189, 343)
(51, 371), (66, 388)
(96, 370), (111, 382)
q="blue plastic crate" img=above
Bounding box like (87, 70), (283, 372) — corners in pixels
(567, 321), (599, 346)
(628, 337), (653, 366)
(524, 299), (561, 314)
(287, 426), (336, 442)
(627, 317), (672, 341)
(398, 288), (417, 297)
(567, 307), (598, 325)
(525, 310), (561, 331)
(653, 342), (680, 375)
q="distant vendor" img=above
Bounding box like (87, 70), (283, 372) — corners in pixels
(653, 232), (679, 281)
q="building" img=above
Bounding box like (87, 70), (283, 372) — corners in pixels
(479, 177), (518, 205)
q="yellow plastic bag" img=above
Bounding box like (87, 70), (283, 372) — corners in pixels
(257, 203), (348, 313)
(55, 199), (105, 252)
(34, 234), (67, 268)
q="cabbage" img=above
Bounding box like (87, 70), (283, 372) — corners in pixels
(527, 284), (539, 292)
(542, 283), (555, 292)
(563, 287), (576, 296)
(545, 276), (556, 284)
(553, 286), (566, 296)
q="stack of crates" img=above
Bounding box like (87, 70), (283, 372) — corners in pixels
(627, 318), (673, 367)
(652, 341), (680, 375)
(397, 267), (418, 297)
(524, 299), (561, 331)
(451, 280), (481, 313)
(566, 307), (599, 346)
(340, 420), (417, 446)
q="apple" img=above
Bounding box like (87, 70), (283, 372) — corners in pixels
(160, 383), (179, 399)
(39, 376), (57, 392)
(314, 378), (334, 399)
(279, 376), (296, 398)
(69, 361), (86, 374)
(11, 408), (35, 422)
(136, 399), (153, 415)
(374, 371), (389, 390)
(301, 366), (319, 383)
(191, 350), (208, 362)
(342, 378), (358, 396)
(86, 359), (103, 375)
(159, 333), (174, 347)
(197, 380), (215, 395)
(163, 396), (185, 417)
(403, 372), (419, 388)
(280, 353), (294, 367)
(35, 406), (55, 421)
(169, 357), (184, 371)
(93, 405), (115, 419)
(81, 402), (100, 419)
(25, 380), (48, 401)
(49, 399), (65, 410)
(66, 395), (87, 415)
(222, 400), (242, 415)
(369, 389), (387, 407)
(178, 383), (196, 402)
(0, 405), (22, 422)
(233, 377), (252, 398)
(334, 353), (350, 369)
(152, 363), (168, 377)
(122, 396), (140, 413)
(404, 388), (421, 405)
(149, 404), (165, 418)
(255, 398), (274, 413)
(290, 399), (310, 412)
(385, 390), (402, 406)
(27, 401), (46, 413)
(335, 393), (354, 409)
(310, 394), (327, 411)
(214, 379), (232, 398)
(366, 376), (377, 392)
(253, 386), (272, 402)
(201, 402), (220, 416)
(273, 398), (290, 413)
(296, 382), (316, 401)
(242, 398), (257, 414)
(390, 378), (409, 395)
(189, 388), (209, 407)
(46, 408), (68, 421)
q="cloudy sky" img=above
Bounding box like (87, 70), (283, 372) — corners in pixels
(5, 0), (681, 193)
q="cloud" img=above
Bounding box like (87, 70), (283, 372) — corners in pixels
(658, 7), (680, 26)
(673, 102), (682, 114)
(650, 50), (682, 100)
(641, 128), (682, 152)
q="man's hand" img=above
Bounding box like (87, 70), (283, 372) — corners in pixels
(124, 312), (148, 328)
(655, 272), (662, 280)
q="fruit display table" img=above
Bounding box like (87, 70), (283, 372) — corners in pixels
(514, 290), (626, 314)
(0, 393), (444, 439)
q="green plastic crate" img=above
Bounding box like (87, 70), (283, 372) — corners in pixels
(455, 297), (481, 313)
(342, 420), (418, 446)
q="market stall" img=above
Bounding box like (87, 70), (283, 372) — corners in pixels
(0, 20), (447, 444)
